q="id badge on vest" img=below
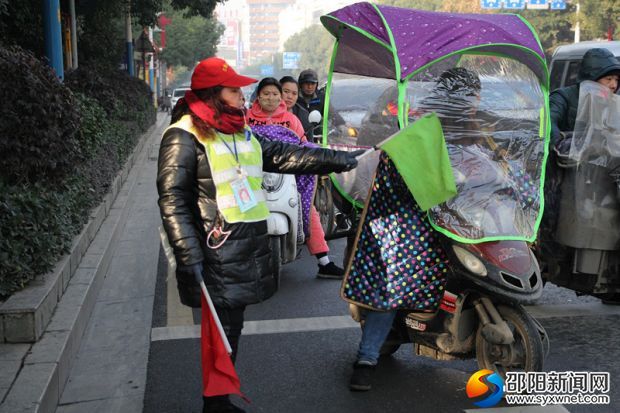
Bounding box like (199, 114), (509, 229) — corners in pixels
(231, 175), (257, 212)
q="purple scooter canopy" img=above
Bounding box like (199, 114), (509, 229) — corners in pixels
(320, 2), (547, 86)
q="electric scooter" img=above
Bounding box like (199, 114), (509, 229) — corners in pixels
(540, 80), (620, 304)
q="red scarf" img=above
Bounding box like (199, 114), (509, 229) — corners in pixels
(184, 90), (245, 134)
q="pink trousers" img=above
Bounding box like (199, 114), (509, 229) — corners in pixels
(306, 205), (329, 255)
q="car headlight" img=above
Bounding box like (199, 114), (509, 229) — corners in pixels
(262, 173), (284, 192)
(453, 246), (487, 276)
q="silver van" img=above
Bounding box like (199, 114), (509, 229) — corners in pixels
(549, 40), (620, 91)
(170, 86), (190, 109)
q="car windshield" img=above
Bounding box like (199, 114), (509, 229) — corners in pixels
(173, 88), (189, 97)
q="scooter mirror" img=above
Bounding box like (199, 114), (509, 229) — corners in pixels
(308, 110), (322, 124)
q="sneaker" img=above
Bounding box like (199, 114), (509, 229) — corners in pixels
(317, 262), (345, 279)
(349, 362), (375, 391)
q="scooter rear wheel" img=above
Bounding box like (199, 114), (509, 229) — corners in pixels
(475, 305), (543, 377)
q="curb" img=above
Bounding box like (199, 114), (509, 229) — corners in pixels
(0, 122), (154, 343)
(0, 114), (165, 413)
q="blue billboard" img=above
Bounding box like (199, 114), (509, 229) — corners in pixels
(282, 52), (301, 70)
(527, 0), (549, 8)
(481, 0), (502, 9)
(550, 0), (566, 10)
(504, 0), (525, 9)
(260, 64), (274, 76)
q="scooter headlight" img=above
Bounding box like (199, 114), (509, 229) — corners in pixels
(453, 246), (487, 276)
(262, 173), (284, 192)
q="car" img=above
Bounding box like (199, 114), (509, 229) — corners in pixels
(170, 86), (190, 109)
(549, 40), (620, 92)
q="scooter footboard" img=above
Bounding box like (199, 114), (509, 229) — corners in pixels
(402, 302), (478, 356)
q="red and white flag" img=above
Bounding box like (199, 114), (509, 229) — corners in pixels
(200, 295), (247, 400)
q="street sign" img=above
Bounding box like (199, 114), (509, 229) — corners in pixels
(480, 0), (502, 9)
(260, 64), (274, 76)
(527, 0), (549, 9)
(504, 0), (525, 9)
(550, 0), (566, 10)
(282, 52), (301, 70)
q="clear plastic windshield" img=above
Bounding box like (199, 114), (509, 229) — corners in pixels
(409, 56), (546, 241)
(324, 56), (547, 241)
(554, 80), (620, 250)
(324, 74), (398, 204)
(569, 80), (620, 165)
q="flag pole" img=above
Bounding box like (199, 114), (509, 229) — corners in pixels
(194, 269), (233, 355)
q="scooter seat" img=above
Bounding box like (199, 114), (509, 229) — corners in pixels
(406, 311), (437, 321)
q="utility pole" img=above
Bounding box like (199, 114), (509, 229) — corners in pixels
(126, 3), (135, 76)
(149, 27), (155, 95)
(43, 0), (64, 80)
(574, 2), (580, 43)
(69, 0), (78, 69)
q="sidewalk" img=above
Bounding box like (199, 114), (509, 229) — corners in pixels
(0, 113), (169, 413)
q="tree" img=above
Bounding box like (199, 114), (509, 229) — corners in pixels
(375, 0), (440, 10)
(0, 0), (225, 65)
(158, 9), (224, 68)
(520, 7), (575, 56)
(578, 0), (620, 40)
(283, 25), (335, 82)
(440, 0), (481, 13)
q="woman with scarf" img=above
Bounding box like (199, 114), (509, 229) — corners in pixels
(157, 57), (360, 413)
(247, 77), (349, 279)
(247, 77), (306, 139)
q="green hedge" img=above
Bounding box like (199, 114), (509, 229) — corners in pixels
(0, 46), (82, 185)
(0, 46), (155, 299)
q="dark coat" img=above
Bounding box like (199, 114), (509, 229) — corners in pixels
(292, 103), (312, 136)
(550, 48), (620, 144)
(297, 88), (326, 115)
(157, 125), (352, 308)
(297, 88), (345, 130)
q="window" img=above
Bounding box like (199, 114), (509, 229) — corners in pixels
(564, 61), (580, 88)
(549, 60), (565, 91)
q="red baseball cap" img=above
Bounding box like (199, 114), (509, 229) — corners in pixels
(191, 57), (257, 90)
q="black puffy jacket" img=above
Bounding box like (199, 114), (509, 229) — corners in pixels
(550, 48), (620, 144)
(157, 123), (353, 309)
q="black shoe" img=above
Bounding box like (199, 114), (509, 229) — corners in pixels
(317, 262), (345, 279)
(203, 395), (246, 413)
(349, 362), (375, 391)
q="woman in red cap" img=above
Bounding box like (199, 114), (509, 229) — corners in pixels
(157, 57), (361, 412)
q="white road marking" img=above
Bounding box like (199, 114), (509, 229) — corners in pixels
(151, 303), (620, 342)
(151, 315), (358, 341)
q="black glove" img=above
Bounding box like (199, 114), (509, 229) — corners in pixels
(176, 262), (204, 308)
(178, 262), (204, 279)
(341, 149), (367, 172)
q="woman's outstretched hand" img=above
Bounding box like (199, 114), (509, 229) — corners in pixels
(342, 149), (368, 172)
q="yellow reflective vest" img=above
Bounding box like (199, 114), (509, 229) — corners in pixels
(165, 115), (270, 223)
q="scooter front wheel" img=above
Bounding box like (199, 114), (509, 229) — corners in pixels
(269, 236), (282, 289)
(475, 304), (543, 376)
